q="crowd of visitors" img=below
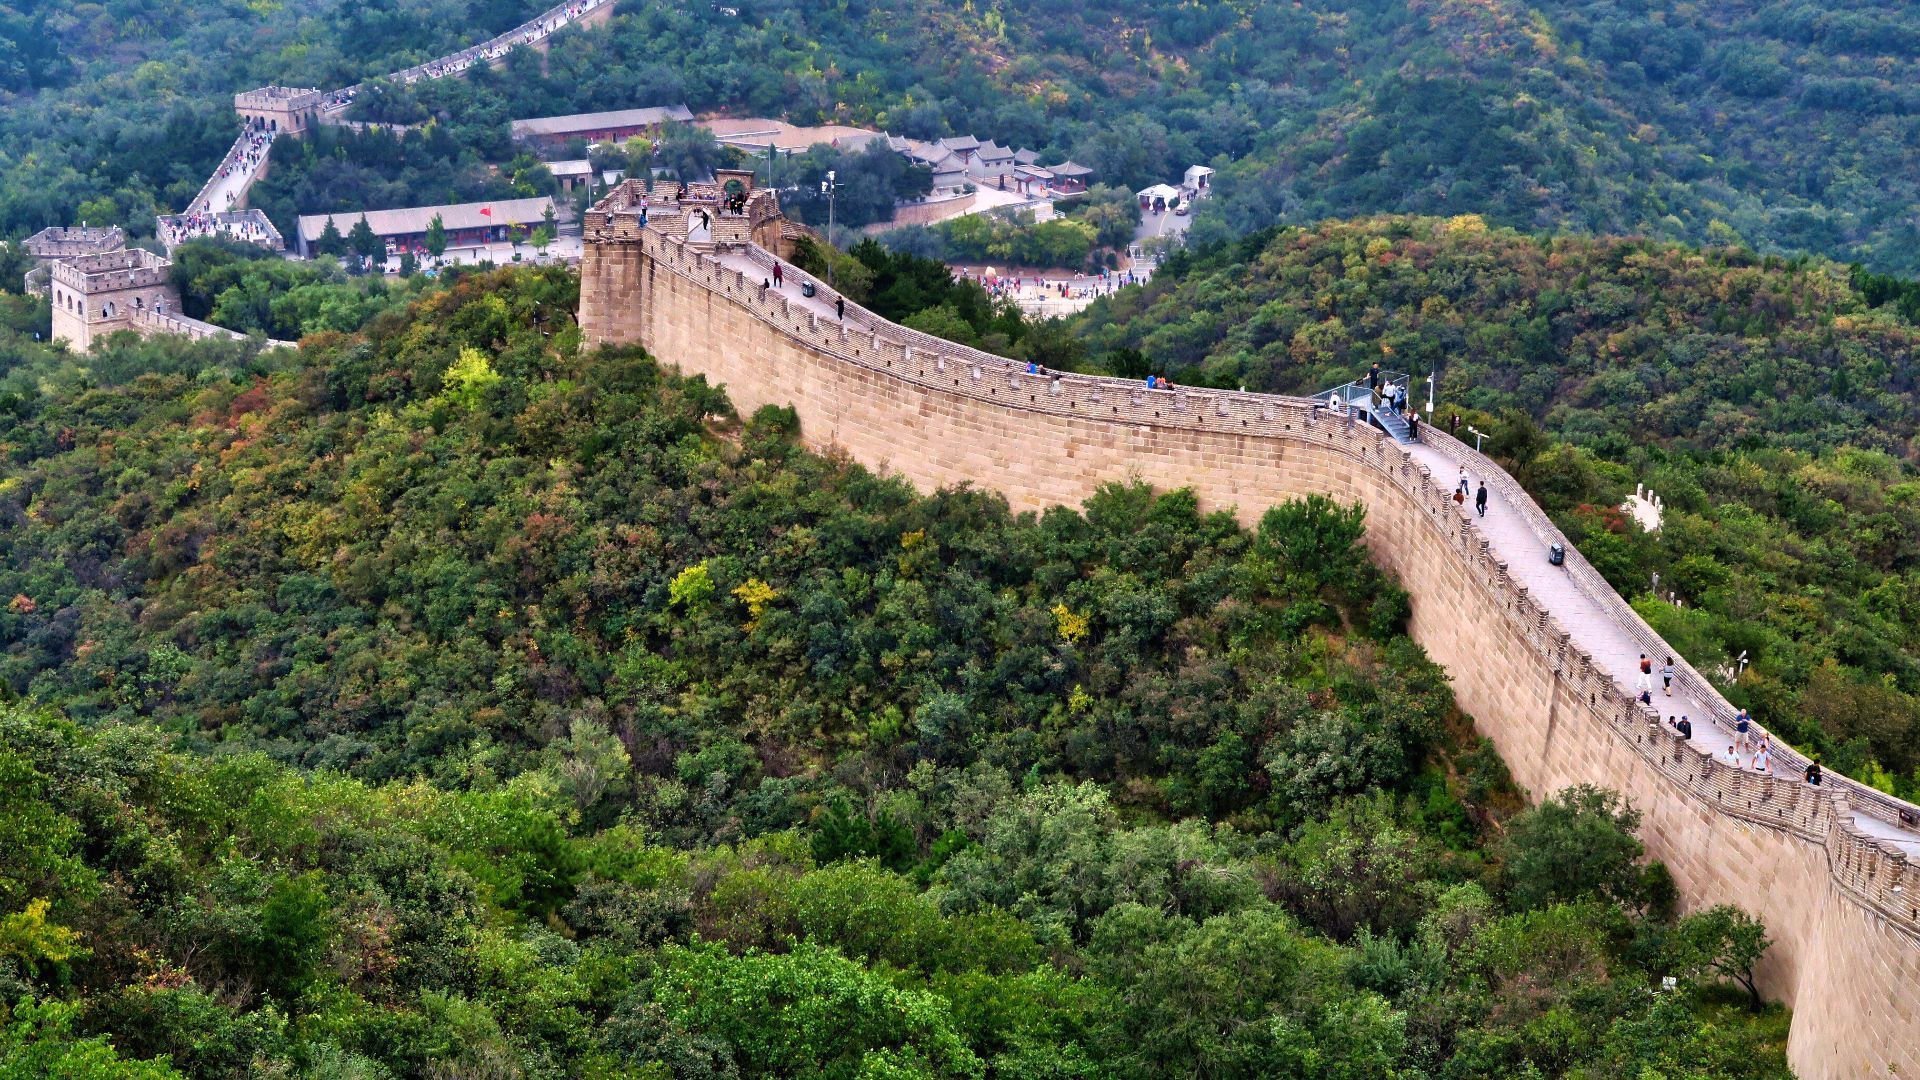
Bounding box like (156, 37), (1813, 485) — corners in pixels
(158, 211), (277, 250)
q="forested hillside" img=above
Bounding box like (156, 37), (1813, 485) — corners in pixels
(0, 268), (1792, 1075)
(9, 0), (1920, 271)
(1076, 215), (1920, 795)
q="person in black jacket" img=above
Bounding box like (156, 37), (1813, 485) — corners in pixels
(1475, 481), (1488, 517)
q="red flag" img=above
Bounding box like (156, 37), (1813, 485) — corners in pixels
(480, 207), (493, 217)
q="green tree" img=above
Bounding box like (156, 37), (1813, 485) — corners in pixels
(0, 998), (184, 1079)
(651, 941), (985, 1078)
(1671, 904), (1771, 1006)
(314, 215), (346, 258)
(1499, 785), (1659, 913)
(424, 213), (448, 263)
(346, 215), (384, 273)
(1256, 495), (1367, 590)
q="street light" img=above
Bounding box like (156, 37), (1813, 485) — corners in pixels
(1465, 424), (1487, 452)
(821, 169), (839, 288)
(1425, 369), (1436, 415)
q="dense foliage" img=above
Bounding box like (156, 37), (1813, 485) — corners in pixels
(166, 239), (434, 341)
(1078, 214), (1920, 792)
(0, 269), (1791, 1075)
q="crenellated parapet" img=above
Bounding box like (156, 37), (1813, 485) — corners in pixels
(578, 214), (1920, 1076)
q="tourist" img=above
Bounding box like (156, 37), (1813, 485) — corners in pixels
(1754, 740), (1773, 776)
(1367, 362), (1381, 391)
(1806, 757), (1823, 786)
(1475, 481), (1488, 518)
(1661, 656), (1675, 695)
(835, 296), (845, 321)
(772, 262), (783, 287)
(1450, 412), (1461, 437)
(1735, 710), (1752, 755)
(1407, 411), (1420, 442)
(1636, 654), (1653, 695)
(1639, 688), (1653, 706)
(1724, 744), (1739, 766)
(1678, 715), (1693, 740)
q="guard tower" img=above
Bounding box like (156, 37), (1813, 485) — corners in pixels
(49, 249), (179, 351)
(24, 225), (127, 263)
(21, 225), (127, 295)
(234, 86), (324, 134)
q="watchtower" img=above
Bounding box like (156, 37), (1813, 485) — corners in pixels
(21, 225), (127, 296)
(234, 86), (324, 134)
(49, 249), (179, 351)
(24, 225), (126, 263)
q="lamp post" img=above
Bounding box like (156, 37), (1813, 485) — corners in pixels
(821, 169), (839, 288)
(1465, 424), (1487, 452)
(1426, 369), (1436, 416)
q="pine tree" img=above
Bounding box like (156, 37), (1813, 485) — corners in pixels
(315, 215), (345, 257)
(424, 213), (447, 261)
(348, 216), (383, 273)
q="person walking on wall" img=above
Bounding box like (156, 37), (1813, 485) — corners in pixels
(1368, 362), (1381, 391)
(1458, 467), (1470, 496)
(1636, 654), (1653, 695)
(836, 296), (846, 321)
(1474, 481), (1488, 518)
(1734, 710), (1752, 756)
(1450, 412), (1461, 437)
(1407, 411), (1420, 442)
(773, 262), (784, 288)
(1661, 656), (1675, 696)
(1806, 756), (1823, 786)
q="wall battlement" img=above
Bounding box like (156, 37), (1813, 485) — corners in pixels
(578, 219), (1920, 1078)
(49, 248), (170, 293)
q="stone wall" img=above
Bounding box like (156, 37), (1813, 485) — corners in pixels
(578, 226), (1920, 1078)
(884, 190), (978, 229)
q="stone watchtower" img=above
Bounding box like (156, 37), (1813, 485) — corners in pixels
(49, 249), (179, 351)
(234, 86), (324, 135)
(21, 226), (126, 295)
(578, 176), (801, 348)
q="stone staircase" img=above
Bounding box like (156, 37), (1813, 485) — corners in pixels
(1375, 406), (1411, 443)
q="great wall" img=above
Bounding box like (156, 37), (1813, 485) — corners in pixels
(576, 177), (1920, 1078)
(19, 1), (1920, 1070)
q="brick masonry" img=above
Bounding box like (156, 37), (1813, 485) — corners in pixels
(579, 224), (1920, 1078)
